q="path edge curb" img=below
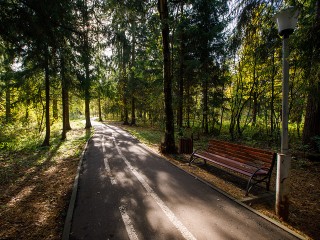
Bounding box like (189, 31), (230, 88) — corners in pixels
(62, 137), (92, 240)
(164, 158), (306, 240)
(177, 166), (306, 240)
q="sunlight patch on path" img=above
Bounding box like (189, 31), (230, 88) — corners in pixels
(101, 131), (117, 185)
(111, 131), (197, 240)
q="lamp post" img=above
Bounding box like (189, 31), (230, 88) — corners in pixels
(274, 7), (299, 221)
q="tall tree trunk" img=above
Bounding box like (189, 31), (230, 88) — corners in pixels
(186, 76), (191, 128)
(130, 18), (136, 126)
(121, 40), (129, 125)
(123, 72), (129, 125)
(61, 77), (71, 132)
(42, 48), (50, 146)
(25, 98), (30, 122)
(98, 93), (103, 121)
(131, 97), (136, 126)
(84, 39), (92, 129)
(202, 77), (208, 134)
(302, 0), (320, 149)
(62, 86), (67, 140)
(252, 91), (258, 125)
(5, 80), (11, 123)
(65, 90), (71, 130)
(53, 98), (58, 120)
(158, 0), (176, 153)
(252, 55), (257, 126)
(270, 51), (276, 135)
(84, 88), (91, 129)
(61, 53), (68, 140)
(229, 62), (242, 140)
(177, 2), (184, 129)
(83, 1), (91, 129)
(123, 100), (129, 124)
(201, 36), (210, 134)
(303, 82), (320, 147)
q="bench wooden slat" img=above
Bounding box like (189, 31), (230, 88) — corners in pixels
(189, 139), (276, 196)
(209, 146), (273, 163)
(209, 139), (273, 155)
(208, 141), (273, 166)
(209, 140), (273, 162)
(207, 146), (271, 168)
(194, 151), (268, 176)
(209, 139), (273, 157)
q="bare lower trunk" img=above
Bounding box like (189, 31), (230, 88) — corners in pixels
(159, 0), (175, 153)
(98, 94), (103, 122)
(42, 49), (50, 146)
(302, 0), (320, 149)
(5, 81), (11, 123)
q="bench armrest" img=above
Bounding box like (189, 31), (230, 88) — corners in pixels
(257, 166), (271, 173)
(189, 148), (204, 165)
(192, 148), (203, 154)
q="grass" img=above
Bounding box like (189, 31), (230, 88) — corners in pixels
(0, 120), (91, 186)
(0, 119), (92, 240)
(117, 124), (163, 147)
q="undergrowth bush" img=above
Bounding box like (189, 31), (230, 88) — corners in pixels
(0, 123), (42, 152)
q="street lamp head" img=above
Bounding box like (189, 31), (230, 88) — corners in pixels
(274, 7), (299, 38)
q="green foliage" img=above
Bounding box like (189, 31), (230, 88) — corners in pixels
(0, 120), (91, 186)
(123, 126), (163, 147)
(0, 123), (41, 152)
(1, 0), (320, 154)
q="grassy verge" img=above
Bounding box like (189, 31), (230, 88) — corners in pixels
(0, 120), (92, 240)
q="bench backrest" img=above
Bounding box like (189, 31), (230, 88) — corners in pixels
(207, 139), (276, 170)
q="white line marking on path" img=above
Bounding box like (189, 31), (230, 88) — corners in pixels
(99, 127), (138, 239)
(111, 132), (197, 240)
(101, 133), (117, 185)
(119, 205), (140, 240)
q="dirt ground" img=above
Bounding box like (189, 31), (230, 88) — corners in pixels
(0, 128), (86, 240)
(0, 126), (319, 239)
(0, 155), (79, 240)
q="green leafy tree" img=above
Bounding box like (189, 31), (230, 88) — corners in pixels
(187, 0), (228, 134)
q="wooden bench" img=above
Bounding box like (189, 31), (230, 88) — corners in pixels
(189, 139), (276, 196)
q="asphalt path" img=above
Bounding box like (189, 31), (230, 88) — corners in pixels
(68, 121), (300, 240)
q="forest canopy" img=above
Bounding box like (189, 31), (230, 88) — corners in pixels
(1, 0), (320, 152)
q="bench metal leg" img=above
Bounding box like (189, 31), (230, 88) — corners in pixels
(189, 152), (195, 166)
(246, 172), (271, 196)
(189, 154), (206, 166)
(189, 150), (202, 165)
(246, 176), (254, 196)
(266, 175), (271, 191)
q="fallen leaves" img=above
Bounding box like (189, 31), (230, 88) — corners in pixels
(0, 125), (89, 240)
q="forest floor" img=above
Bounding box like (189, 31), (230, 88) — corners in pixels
(0, 122), (91, 240)
(0, 121), (319, 239)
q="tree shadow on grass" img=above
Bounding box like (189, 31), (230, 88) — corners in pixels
(0, 138), (63, 201)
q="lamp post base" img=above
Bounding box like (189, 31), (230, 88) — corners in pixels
(275, 153), (291, 221)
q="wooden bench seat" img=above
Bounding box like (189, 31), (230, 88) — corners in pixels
(189, 139), (276, 196)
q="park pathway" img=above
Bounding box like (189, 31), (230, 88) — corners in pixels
(66, 121), (301, 240)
